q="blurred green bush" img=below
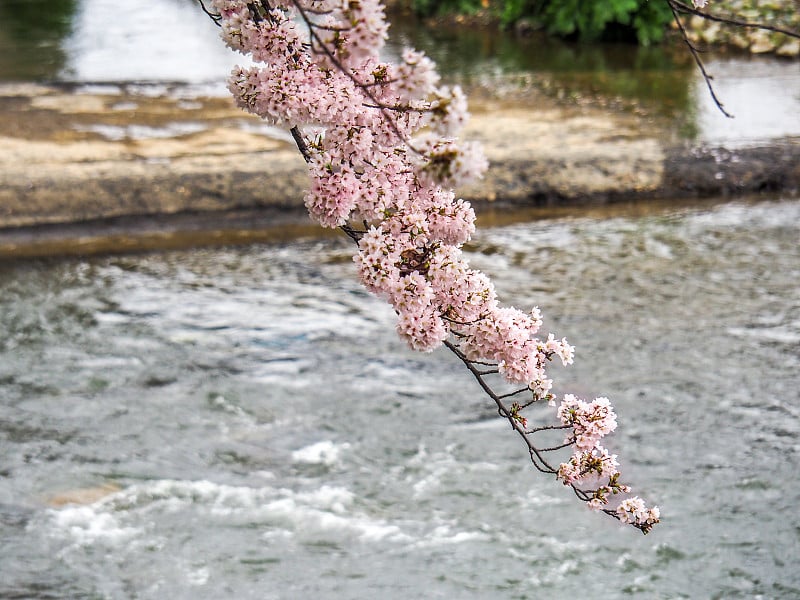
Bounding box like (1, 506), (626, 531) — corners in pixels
(411, 0), (674, 45)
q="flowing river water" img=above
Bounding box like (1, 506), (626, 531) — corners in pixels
(1, 1), (799, 597)
(1, 198), (799, 598)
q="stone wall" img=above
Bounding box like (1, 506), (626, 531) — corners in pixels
(686, 0), (800, 57)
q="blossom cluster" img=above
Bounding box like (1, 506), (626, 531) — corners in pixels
(616, 497), (661, 532)
(557, 394), (617, 451)
(208, 0), (658, 532)
(557, 446), (620, 485)
(553, 393), (640, 518)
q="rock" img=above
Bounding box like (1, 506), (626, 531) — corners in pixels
(684, 0), (800, 58)
(749, 30), (776, 54)
(729, 31), (751, 50)
(689, 15), (706, 30)
(776, 38), (800, 57)
(514, 18), (540, 37)
(47, 483), (121, 507)
(0, 84), (671, 229)
(700, 22), (721, 44)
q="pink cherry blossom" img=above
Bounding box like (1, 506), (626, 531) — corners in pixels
(557, 394), (618, 450)
(207, 0), (658, 534)
(616, 497), (661, 532)
(557, 446), (619, 485)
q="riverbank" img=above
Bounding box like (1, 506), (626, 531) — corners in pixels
(0, 81), (797, 259)
(388, 0), (800, 57)
(684, 0), (800, 57)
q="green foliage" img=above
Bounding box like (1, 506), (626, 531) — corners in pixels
(541, 0), (639, 40)
(412, 0), (484, 17)
(0, 0), (76, 40)
(499, 0), (536, 27)
(537, 0), (673, 44)
(631, 0), (674, 45)
(410, 0), (674, 45)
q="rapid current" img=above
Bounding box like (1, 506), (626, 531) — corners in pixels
(1, 1), (799, 597)
(1, 198), (798, 598)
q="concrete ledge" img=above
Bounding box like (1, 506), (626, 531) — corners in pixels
(0, 83), (797, 256)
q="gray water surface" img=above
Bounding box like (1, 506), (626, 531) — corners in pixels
(1, 198), (798, 598)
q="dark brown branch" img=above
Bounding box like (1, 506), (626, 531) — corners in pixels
(534, 441), (574, 452)
(290, 126), (313, 163)
(441, 314), (483, 327)
(668, 0), (733, 118)
(340, 224), (365, 242)
(497, 387), (530, 400)
(476, 368), (500, 376)
(528, 424), (571, 433)
(198, 0), (222, 25)
(443, 340), (559, 475)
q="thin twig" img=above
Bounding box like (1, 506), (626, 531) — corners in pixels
(198, 0), (222, 24)
(340, 224), (365, 242)
(528, 424), (571, 433)
(497, 387), (530, 400)
(443, 340), (559, 475)
(534, 441), (574, 452)
(668, 0), (733, 118)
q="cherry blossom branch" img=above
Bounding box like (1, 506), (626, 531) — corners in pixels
(200, 0), (659, 534)
(442, 338), (657, 534)
(287, 0), (438, 155)
(443, 340), (558, 474)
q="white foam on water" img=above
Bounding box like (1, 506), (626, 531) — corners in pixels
(79, 355), (142, 368)
(291, 440), (350, 466)
(688, 199), (800, 230)
(48, 505), (141, 547)
(521, 558), (581, 588)
(282, 485), (355, 513)
(94, 311), (132, 325)
(452, 417), (507, 431)
(521, 489), (566, 507)
(403, 443), (501, 499)
(42, 479), (411, 548)
(263, 495), (407, 543)
(261, 485), (409, 542)
(643, 236), (675, 260)
(185, 566), (210, 587)
(209, 394), (249, 418)
(411, 524), (490, 549)
(727, 326), (800, 345)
